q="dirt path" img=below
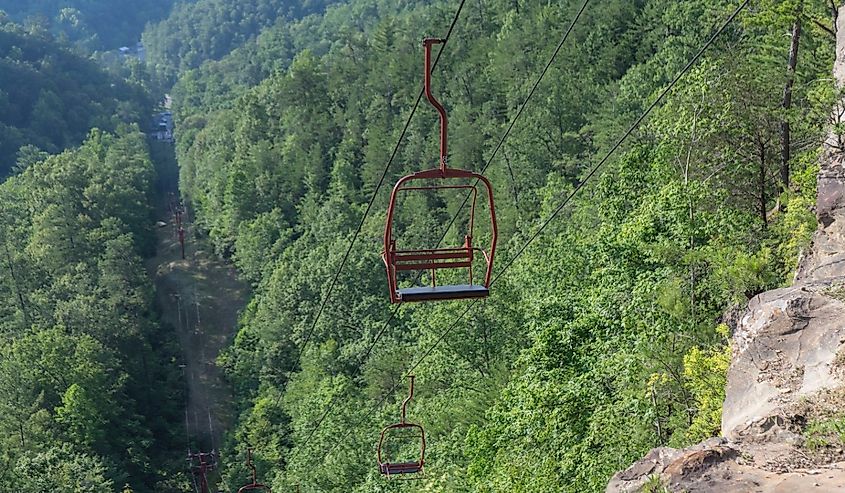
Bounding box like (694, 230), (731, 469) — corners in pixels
(146, 144), (249, 457)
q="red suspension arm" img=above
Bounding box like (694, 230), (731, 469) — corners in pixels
(423, 38), (448, 173)
(401, 375), (415, 424)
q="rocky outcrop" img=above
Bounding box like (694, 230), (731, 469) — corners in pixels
(607, 6), (845, 492)
(721, 286), (845, 439)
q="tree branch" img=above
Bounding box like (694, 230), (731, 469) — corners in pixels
(812, 18), (836, 38)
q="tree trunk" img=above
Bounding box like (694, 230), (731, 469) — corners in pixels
(19, 421), (25, 448)
(3, 238), (29, 324)
(760, 140), (769, 230)
(780, 12), (802, 202)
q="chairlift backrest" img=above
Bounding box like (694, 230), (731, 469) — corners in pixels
(237, 448), (272, 493)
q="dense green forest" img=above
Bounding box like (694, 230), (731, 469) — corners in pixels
(0, 5), (193, 490)
(0, 0), (175, 49)
(0, 0), (839, 490)
(0, 129), (186, 491)
(0, 19), (153, 178)
(165, 0), (837, 491)
(142, 0), (340, 80)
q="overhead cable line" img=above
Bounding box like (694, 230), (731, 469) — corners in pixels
(437, 0), (591, 243)
(318, 0), (751, 462)
(298, 307), (399, 446)
(294, 0), (469, 364)
(298, 0), (591, 450)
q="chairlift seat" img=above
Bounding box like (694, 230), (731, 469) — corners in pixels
(237, 485), (270, 493)
(379, 461), (423, 476)
(398, 284), (488, 302)
(377, 377), (426, 479)
(383, 176), (497, 304)
(237, 448), (271, 493)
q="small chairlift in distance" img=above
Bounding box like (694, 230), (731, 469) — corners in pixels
(377, 375), (426, 478)
(383, 38), (498, 303)
(237, 448), (271, 493)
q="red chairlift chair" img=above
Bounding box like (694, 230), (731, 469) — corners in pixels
(377, 375), (426, 478)
(383, 38), (498, 303)
(237, 448), (271, 493)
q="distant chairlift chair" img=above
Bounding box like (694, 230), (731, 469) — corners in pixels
(377, 375), (426, 478)
(383, 38), (497, 303)
(187, 450), (215, 493)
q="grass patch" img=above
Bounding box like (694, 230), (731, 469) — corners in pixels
(804, 417), (845, 451)
(642, 474), (669, 493)
(791, 389), (845, 460)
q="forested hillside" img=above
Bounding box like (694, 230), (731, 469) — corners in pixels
(168, 0), (445, 115)
(0, 0), (174, 49)
(166, 0), (838, 491)
(0, 129), (185, 491)
(0, 20), (153, 178)
(142, 0), (340, 80)
(0, 0), (835, 490)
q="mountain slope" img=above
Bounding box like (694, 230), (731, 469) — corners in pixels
(0, 0), (174, 49)
(163, 0), (837, 490)
(142, 0), (340, 79)
(608, 6), (845, 491)
(0, 130), (184, 492)
(0, 21), (151, 177)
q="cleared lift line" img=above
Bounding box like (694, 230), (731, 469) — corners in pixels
(299, 0), (592, 449)
(316, 0), (752, 465)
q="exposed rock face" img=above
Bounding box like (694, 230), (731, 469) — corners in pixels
(607, 6), (845, 492)
(721, 287), (844, 438)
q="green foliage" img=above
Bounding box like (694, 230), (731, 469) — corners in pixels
(770, 151), (819, 279)
(142, 0), (340, 80)
(642, 475), (669, 493)
(0, 20), (153, 177)
(713, 247), (780, 303)
(0, 130), (183, 491)
(157, 0), (836, 490)
(0, 0), (174, 49)
(682, 324), (731, 443)
(804, 416), (845, 451)
(14, 444), (114, 492)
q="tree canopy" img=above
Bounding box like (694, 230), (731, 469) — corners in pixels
(0, 0), (838, 490)
(167, 0), (836, 490)
(0, 0), (175, 49)
(142, 0), (341, 81)
(0, 20), (153, 178)
(0, 130), (185, 492)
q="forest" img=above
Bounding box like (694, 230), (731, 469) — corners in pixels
(142, 0), (341, 81)
(0, 19), (153, 178)
(0, 0), (841, 491)
(0, 0), (175, 49)
(167, 0), (837, 490)
(0, 130), (186, 491)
